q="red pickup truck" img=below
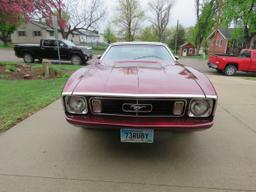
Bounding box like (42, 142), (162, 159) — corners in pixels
(208, 49), (256, 76)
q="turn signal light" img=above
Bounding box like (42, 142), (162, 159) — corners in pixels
(91, 99), (102, 113)
(173, 101), (185, 116)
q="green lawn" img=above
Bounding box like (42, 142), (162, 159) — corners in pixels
(92, 49), (106, 56)
(0, 78), (68, 131)
(0, 61), (84, 131)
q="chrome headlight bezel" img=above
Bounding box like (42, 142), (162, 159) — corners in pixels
(64, 96), (88, 115)
(188, 99), (214, 118)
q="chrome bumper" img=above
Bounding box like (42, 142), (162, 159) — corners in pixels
(207, 62), (218, 69)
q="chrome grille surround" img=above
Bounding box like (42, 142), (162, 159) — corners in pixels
(89, 97), (187, 117)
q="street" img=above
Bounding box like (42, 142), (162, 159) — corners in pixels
(0, 58), (256, 192)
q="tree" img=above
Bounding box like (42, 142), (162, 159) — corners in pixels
(139, 26), (158, 41)
(222, 0), (256, 48)
(193, 0), (217, 54)
(34, 0), (105, 39)
(149, 0), (174, 42)
(104, 25), (117, 43)
(114, 0), (144, 41)
(168, 24), (186, 51)
(0, 0), (34, 45)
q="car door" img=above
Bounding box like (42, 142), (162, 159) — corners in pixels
(41, 40), (58, 59)
(59, 41), (70, 60)
(249, 51), (256, 71)
(239, 50), (251, 71)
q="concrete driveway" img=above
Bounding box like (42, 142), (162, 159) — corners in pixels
(0, 59), (256, 192)
(0, 49), (22, 62)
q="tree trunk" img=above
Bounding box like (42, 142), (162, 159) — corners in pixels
(249, 34), (256, 49)
(0, 32), (9, 46)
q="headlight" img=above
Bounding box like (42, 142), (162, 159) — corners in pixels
(64, 96), (88, 114)
(188, 99), (213, 117)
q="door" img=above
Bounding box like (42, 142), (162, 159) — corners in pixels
(182, 49), (187, 56)
(239, 50), (251, 71)
(249, 51), (256, 71)
(41, 40), (58, 59)
(59, 41), (70, 60)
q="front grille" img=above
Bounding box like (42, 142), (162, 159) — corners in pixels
(89, 97), (187, 117)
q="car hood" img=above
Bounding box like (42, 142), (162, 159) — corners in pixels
(72, 61), (205, 96)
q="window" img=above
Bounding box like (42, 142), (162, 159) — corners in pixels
(33, 31), (41, 37)
(18, 31), (26, 36)
(43, 40), (56, 47)
(49, 31), (54, 36)
(220, 39), (223, 47)
(216, 40), (219, 46)
(101, 44), (175, 65)
(240, 50), (251, 58)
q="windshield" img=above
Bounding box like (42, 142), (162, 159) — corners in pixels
(101, 44), (175, 64)
(62, 39), (76, 47)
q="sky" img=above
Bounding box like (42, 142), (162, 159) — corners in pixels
(101, 0), (197, 31)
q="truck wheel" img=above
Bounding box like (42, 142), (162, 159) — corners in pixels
(71, 55), (82, 65)
(224, 65), (237, 76)
(23, 53), (34, 63)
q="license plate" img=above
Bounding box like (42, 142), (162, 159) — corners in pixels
(120, 129), (154, 143)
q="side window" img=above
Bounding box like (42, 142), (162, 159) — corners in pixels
(43, 40), (56, 47)
(240, 51), (251, 58)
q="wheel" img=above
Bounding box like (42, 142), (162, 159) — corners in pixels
(23, 53), (34, 63)
(224, 65), (237, 76)
(71, 55), (82, 65)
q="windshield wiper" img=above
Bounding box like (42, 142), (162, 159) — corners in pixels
(133, 55), (162, 60)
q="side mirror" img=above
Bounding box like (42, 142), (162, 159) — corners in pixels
(97, 55), (102, 59)
(175, 55), (179, 60)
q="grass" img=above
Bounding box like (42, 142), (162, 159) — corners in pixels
(0, 61), (83, 131)
(92, 49), (105, 56)
(0, 44), (13, 49)
(242, 77), (256, 81)
(0, 78), (68, 131)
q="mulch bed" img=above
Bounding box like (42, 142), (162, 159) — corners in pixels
(0, 64), (71, 80)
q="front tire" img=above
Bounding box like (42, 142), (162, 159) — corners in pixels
(23, 53), (34, 63)
(71, 55), (82, 65)
(224, 65), (237, 76)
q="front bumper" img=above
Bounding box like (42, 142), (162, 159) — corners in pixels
(66, 115), (214, 130)
(207, 62), (218, 69)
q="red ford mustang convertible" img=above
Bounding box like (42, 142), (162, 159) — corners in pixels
(62, 42), (218, 143)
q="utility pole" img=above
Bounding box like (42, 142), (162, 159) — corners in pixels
(52, 16), (61, 64)
(175, 20), (179, 54)
(212, 0), (222, 55)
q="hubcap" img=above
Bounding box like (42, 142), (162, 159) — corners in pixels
(24, 54), (32, 63)
(226, 67), (235, 75)
(72, 56), (81, 65)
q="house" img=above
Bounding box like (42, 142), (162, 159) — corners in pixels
(11, 20), (81, 44)
(179, 42), (196, 56)
(208, 28), (245, 55)
(79, 30), (104, 44)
